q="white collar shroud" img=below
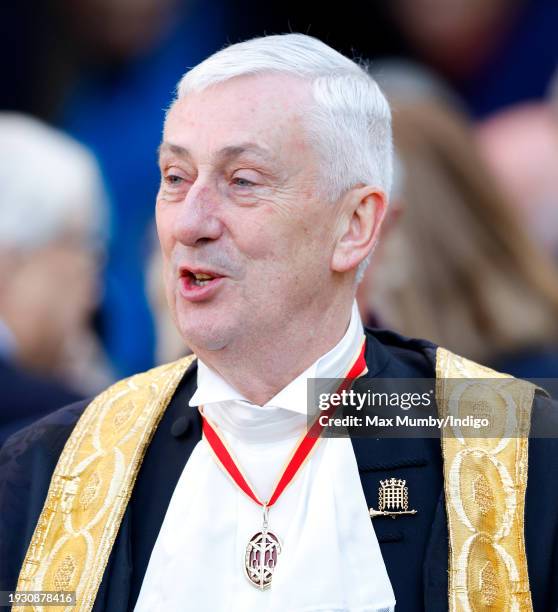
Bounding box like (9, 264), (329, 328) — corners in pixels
(135, 301), (395, 612)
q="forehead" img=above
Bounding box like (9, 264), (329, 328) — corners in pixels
(163, 73), (314, 157)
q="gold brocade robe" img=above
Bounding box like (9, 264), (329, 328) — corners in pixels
(13, 349), (537, 611)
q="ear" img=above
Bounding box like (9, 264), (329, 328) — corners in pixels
(330, 185), (388, 274)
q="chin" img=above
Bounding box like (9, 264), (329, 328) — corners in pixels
(175, 311), (233, 353)
(170, 286), (251, 354)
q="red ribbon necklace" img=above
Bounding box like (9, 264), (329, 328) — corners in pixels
(200, 336), (367, 590)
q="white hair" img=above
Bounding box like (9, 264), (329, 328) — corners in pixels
(176, 34), (392, 199)
(0, 113), (108, 251)
(173, 34), (393, 282)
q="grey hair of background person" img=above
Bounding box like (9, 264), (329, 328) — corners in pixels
(0, 113), (109, 251)
(169, 33), (393, 283)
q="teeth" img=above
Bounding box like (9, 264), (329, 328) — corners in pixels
(194, 273), (214, 281)
(192, 279), (211, 287)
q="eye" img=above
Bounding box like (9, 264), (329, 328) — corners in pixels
(164, 174), (184, 186)
(231, 176), (255, 188)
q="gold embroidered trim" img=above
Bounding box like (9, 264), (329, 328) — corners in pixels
(436, 347), (534, 612)
(14, 355), (196, 612)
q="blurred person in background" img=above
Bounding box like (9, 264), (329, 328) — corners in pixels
(359, 101), (558, 378)
(50, 0), (225, 377)
(476, 99), (558, 260)
(0, 113), (112, 446)
(382, 0), (558, 116)
(1, 0), (227, 378)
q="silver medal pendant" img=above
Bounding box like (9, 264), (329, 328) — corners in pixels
(244, 505), (282, 590)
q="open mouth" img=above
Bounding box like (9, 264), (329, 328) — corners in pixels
(189, 272), (216, 287)
(178, 267), (225, 300)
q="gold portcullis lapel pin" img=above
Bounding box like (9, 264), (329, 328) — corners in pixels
(369, 478), (418, 518)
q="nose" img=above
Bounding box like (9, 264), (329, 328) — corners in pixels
(173, 180), (224, 247)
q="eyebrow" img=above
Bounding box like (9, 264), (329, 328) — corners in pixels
(157, 142), (273, 164)
(157, 142), (189, 161)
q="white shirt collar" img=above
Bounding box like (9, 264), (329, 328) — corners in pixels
(189, 300), (364, 415)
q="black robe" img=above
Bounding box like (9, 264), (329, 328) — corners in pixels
(0, 356), (82, 449)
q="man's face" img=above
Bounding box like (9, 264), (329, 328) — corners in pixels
(157, 73), (341, 353)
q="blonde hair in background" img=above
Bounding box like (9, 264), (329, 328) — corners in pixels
(368, 101), (558, 363)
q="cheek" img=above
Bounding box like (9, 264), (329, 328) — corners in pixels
(234, 204), (305, 260)
(228, 211), (274, 258)
(155, 199), (176, 256)
(161, 258), (176, 309)
(237, 222), (324, 287)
